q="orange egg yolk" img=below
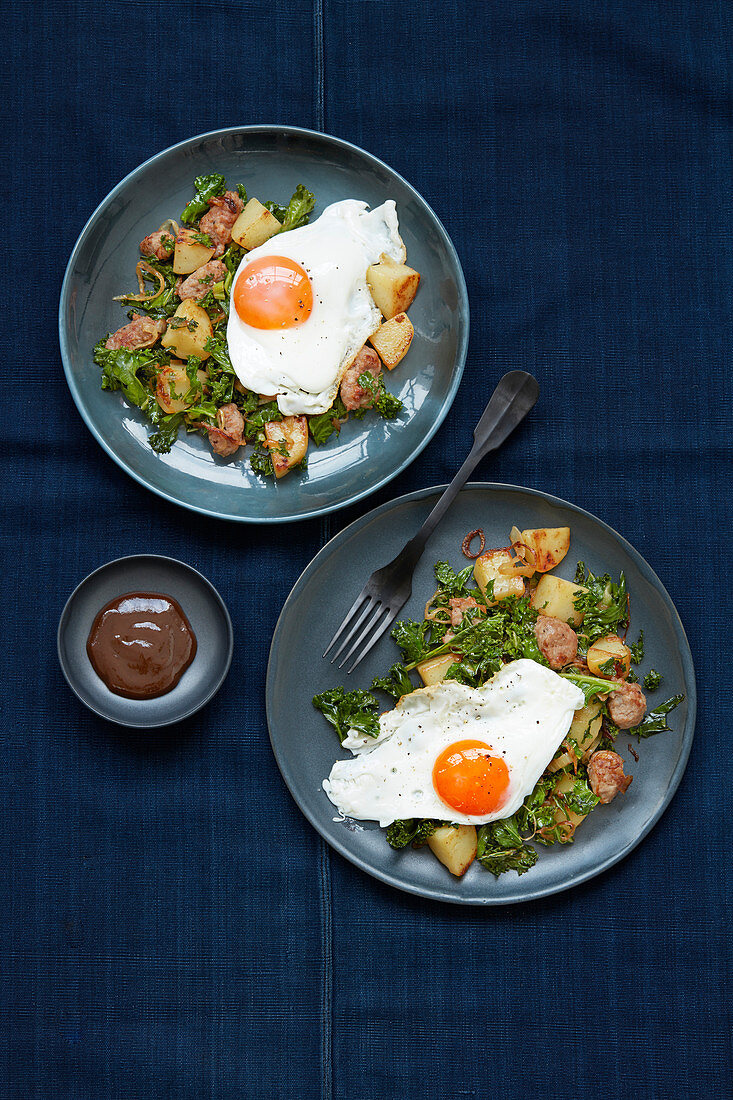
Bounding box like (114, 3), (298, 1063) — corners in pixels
(233, 255), (313, 330)
(432, 740), (510, 816)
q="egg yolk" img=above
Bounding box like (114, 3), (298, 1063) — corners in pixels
(432, 740), (510, 816)
(233, 255), (313, 330)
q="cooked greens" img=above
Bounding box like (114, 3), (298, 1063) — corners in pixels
(313, 546), (685, 881)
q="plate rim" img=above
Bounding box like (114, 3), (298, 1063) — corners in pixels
(57, 553), (234, 728)
(58, 124), (470, 525)
(266, 481), (697, 905)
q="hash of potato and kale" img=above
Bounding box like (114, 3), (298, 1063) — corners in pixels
(313, 524), (684, 880)
(93, 174), (411, 479)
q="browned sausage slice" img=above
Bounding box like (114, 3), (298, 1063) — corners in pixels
(199, 191), (244, 257)
(206, 403), (244, 458)
(587, 750), (633, 803)
(140, 229), (175, 261)
(340, 346), (381, 411)
(607, 681), (647, 729)
(448, 597), (481, 627)
(105, 314), (166, 351)
(176, 260), (227, 302)
(534, 615), (578, 669)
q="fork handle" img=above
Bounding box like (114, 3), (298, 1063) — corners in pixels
(395, 370), (539, 569)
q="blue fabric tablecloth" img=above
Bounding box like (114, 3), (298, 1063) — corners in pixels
(2, 2), (731, 1097)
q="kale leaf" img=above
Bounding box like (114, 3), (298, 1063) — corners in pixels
(629, 630), (644, 663)
(181, 173), (226, 224)
(371, 662), (415, 700)
(149, 412), (184, 454)
(434, 560), (474, 598)
(280, 184), (316, 231)
(643, 668), (662, 691)
(573, 564), (629, 644)
(629, 693), (684, 738)
(390, 618), (432, 665)
(562, 775), (600, 816)
(249, 448), (273, 477)
(386, 819), (437, 849)
(356, 370), (404, 419)
(476, 820), (538, 877)
(94, 342), (156, 410)
(560, 671), (617, 704)
(312, 687), (382, 742)
(308, 397), (348, 447)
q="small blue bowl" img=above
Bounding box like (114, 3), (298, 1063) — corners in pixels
(59, 125), (469, 524)
(58, 555), (233, 727)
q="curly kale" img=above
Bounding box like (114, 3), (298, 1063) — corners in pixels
(312, 687), (381, 743)
(181, 173), (226, 224)
(386, 819), (437, 850)
(573, 563), (629, 645)
(371, 662), (415, 700)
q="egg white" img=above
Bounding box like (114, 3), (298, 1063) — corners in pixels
(226, 199), (406, 416)
(322, 660), (585, 827)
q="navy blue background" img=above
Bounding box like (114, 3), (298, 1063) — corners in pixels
(2, 1), (731, 1096)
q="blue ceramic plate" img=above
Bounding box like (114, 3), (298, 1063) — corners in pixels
(59, 126), (468, 523)
(266, 483), (696, 904)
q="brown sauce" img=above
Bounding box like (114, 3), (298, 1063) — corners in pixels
(86, 592), (197, 700)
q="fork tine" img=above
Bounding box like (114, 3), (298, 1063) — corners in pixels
(346, 609), (397, 675)
(328, 597), (376, 664)
(338, 602), (391, 670)
(322, 589), (370, 658)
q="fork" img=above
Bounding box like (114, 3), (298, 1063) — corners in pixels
(323, 370), (540, 672)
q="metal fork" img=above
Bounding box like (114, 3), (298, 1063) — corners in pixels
(323, 370), (540, 672)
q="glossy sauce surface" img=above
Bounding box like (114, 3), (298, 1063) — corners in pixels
(86, 592), (197, 699)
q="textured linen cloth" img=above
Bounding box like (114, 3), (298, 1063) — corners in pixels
(1, 1), (731, 1097)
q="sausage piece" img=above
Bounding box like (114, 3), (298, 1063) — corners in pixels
(206, 403), (244, 458)
(199, 191), (244, 257)
(340, 346), (381, 411)
(607, 681), (647, 729)
(587, 750), (633, 803)
(176, 260), (227, 302)
(140, 229), (175, 261)
(448, 597), (481, 627)
(534, 615), (578, 670)
(105, 314), (166, 351)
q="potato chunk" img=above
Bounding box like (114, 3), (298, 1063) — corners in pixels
(587, 634), (632, 679)
(416, 652), (458, 687)
(530, 575), (587, 626)
(366, 254), (420, 319)
(553, 772), (590, 831)
(427, 824), (477, 877)
(160, 301), (213, 361)
(368, 312), (414, 369)
(173, 227), (216, 274)
(548, 703), (602, 772)
(231, 198), (282, 250)
(473, 548), (525, 605)
(264, 415), (308, 478)
(520, 527), (570, 573)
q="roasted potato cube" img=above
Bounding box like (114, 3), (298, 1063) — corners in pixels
(231, 198), (282, 250)
(530, 575), (587, 626)
(173, 227), (216, 274)
(427, 824), (477, 877)
(264, 415), (308, 478)
(416, 652), (458, 687)
(160, 301), (213, 361)
(548, 703), (602, 772)
(473, 548), (525, 606)
(366, 254), (420, 319)
(368, 312), (414, 369)
(155, 362), (209, 414)
(520, 527), (571, 573)
(587, 634), (632, 679)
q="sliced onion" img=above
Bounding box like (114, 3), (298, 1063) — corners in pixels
(113, 260), (165, 303)
(497, 555), (534, 578)
(461, 528), (485, 559)
(159, 218), (179, 238)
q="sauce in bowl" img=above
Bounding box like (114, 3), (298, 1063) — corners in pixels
(86, 592), (197, 699)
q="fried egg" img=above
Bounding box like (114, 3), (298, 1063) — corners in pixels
(226, 199), (405, 416)
(322, 660), (585, 827)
